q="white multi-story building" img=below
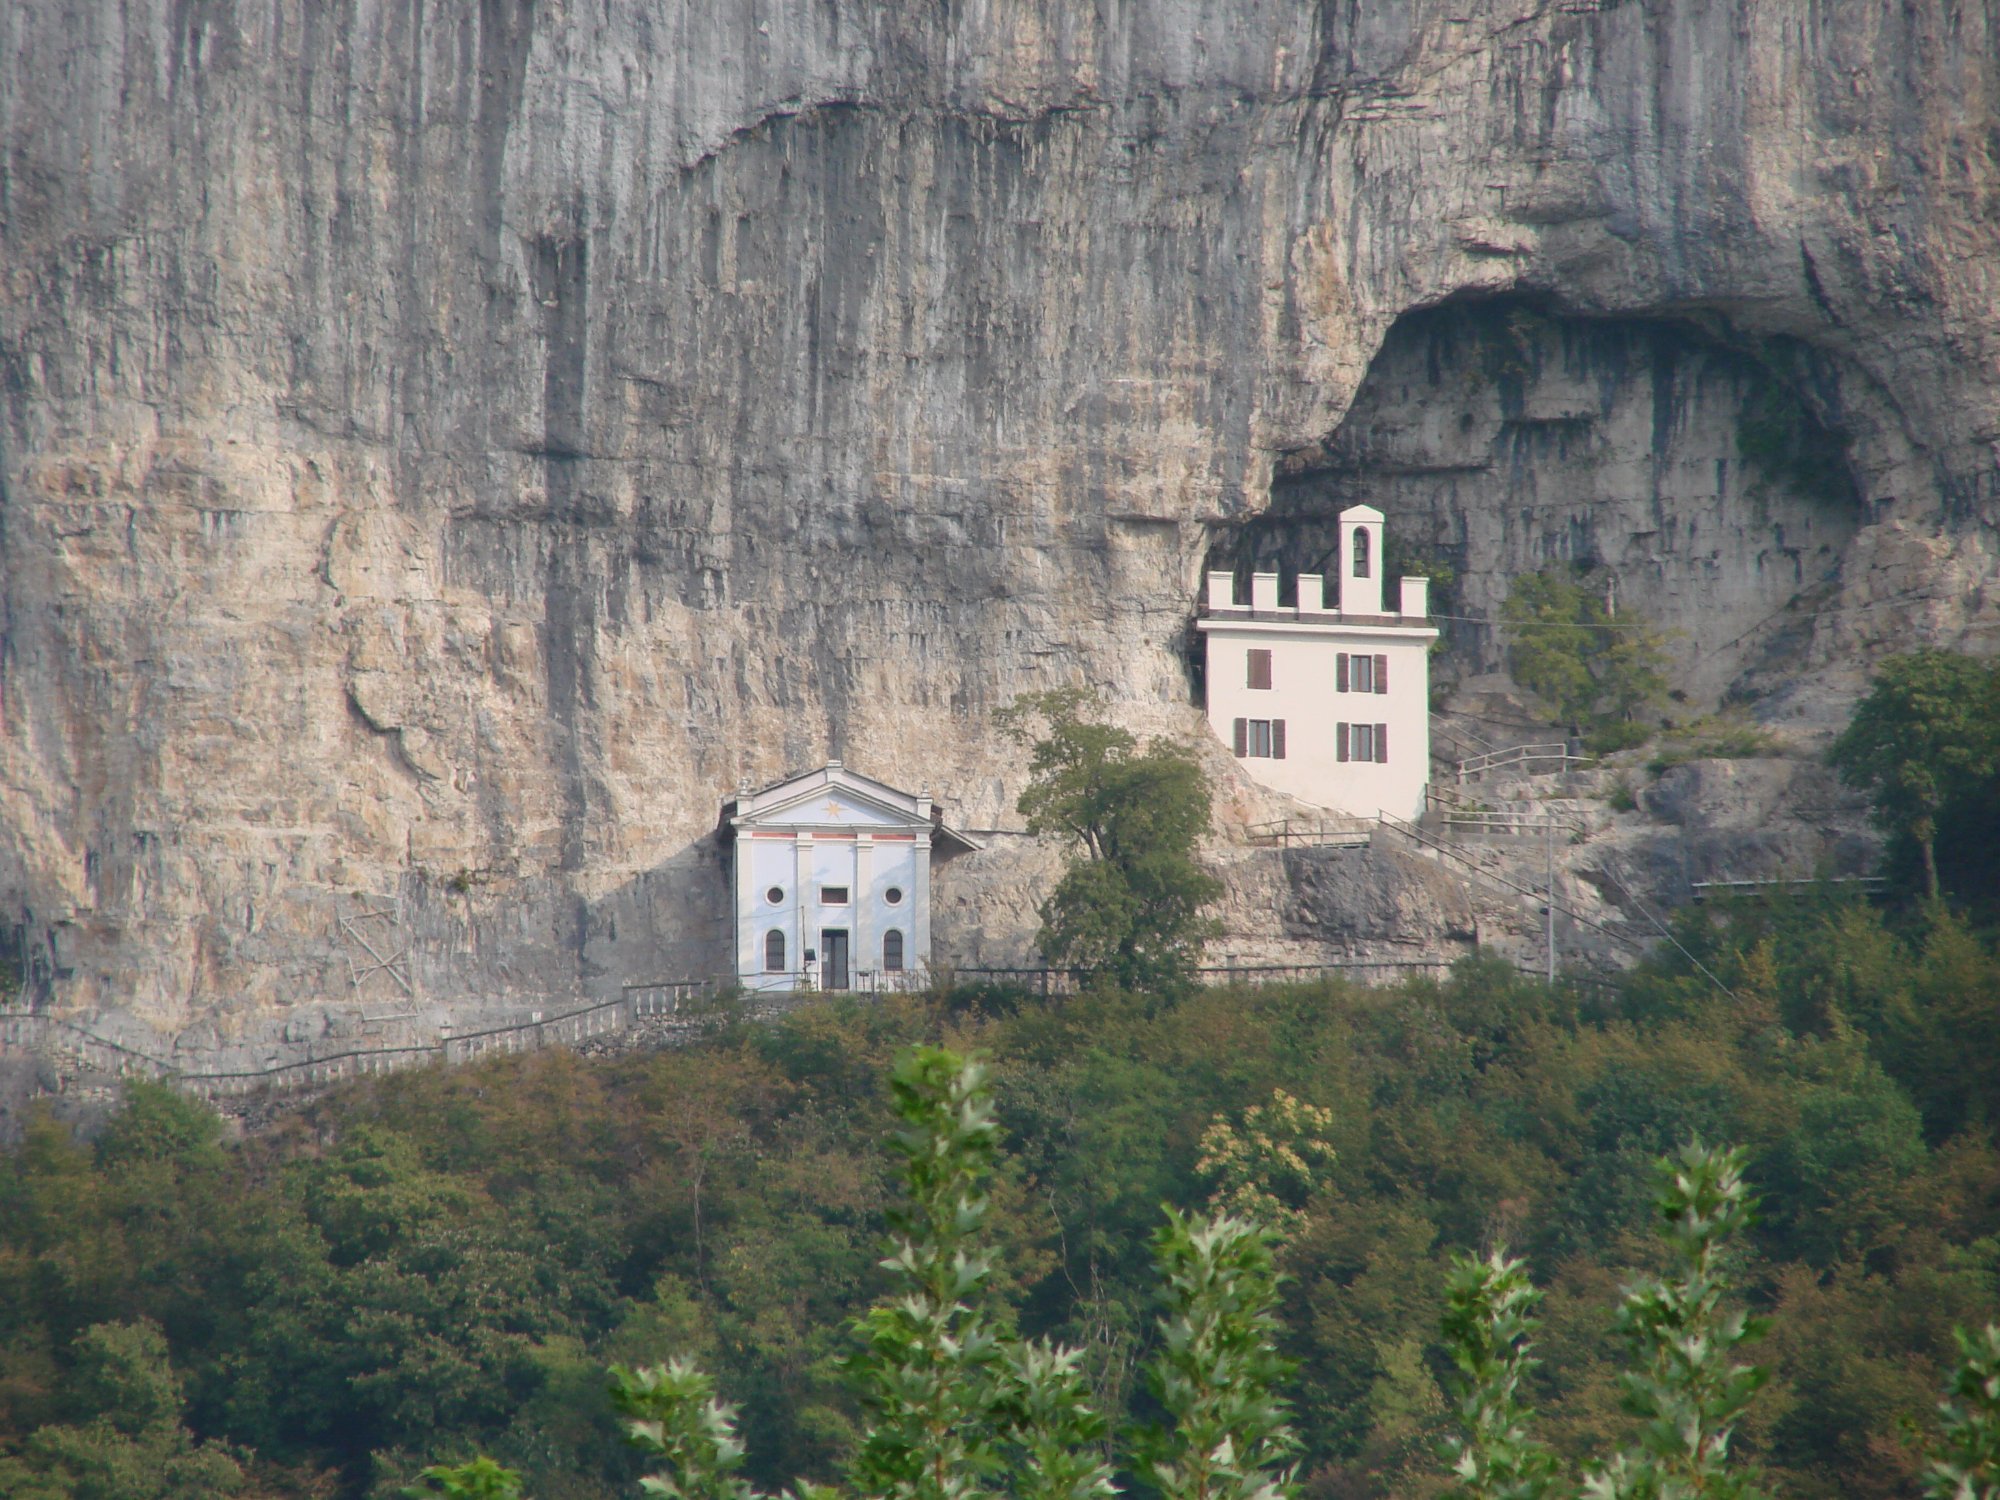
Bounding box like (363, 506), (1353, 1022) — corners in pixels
(721, 762), (978, 992)
(1197, 504), (1439, 820)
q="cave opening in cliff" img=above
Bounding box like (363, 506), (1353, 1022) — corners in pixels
(1199, 295), (1864, 716)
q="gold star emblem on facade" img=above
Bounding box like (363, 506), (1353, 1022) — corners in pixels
(822, 799), (844, 818)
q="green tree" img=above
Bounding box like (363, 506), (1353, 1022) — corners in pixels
(1830, 650), (2000, 902)
(608, 1359), (767, 1500)
(1131, 1212), (1299, 1500)
(409, 1456), (530, 1499)
(1440, 1250), (1559, 1500)
(600, 1047), (1296, 1500)
(0, 1320), (246, 1500)
(609, 1048), (1124, 1500)
(842, 1047), (1012, 1500)
(1195, 1091), (1338, 1240)
(1925, 1323), (2000, 1500)
(996, 688), (1221, 989)
(1583, 1143), (1770, 1500)
(1500, 571), (1670, 748)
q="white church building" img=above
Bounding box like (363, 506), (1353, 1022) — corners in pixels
(720, 763), (979, 992)
(1197, 505), (1439, 820)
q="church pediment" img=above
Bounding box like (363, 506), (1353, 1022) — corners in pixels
(744, 787), (918, 831)
(721, 761), (981, 854)
(726, 762), (931, 834)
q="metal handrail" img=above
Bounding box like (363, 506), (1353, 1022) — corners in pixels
(1245, 815), (1374, 848)
(1690, 875), (1885, 901)
(1455, 743), (1579, 782)
(2, 943), (1483, 1101)
(1442, 808), (1585, 837)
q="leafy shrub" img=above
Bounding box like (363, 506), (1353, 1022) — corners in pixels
(1501, 571), (1670, 740)
(997, 689), (1221, 989)
(1586, 721), (1652, 755)
(1831, 650), (2000, 901)
(608, 1048), (1291, 1500)
(1646, 723), (1782, 776)
(1735, 378), (1854, 507)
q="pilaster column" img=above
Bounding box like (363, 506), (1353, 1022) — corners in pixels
(855, 834), (874, 986)
(733, 822), (755, 984)
(794, 833), (813, 991)
(914, 831), (933, 974)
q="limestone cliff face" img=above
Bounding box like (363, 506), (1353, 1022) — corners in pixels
(2, 2), (1997, 1044)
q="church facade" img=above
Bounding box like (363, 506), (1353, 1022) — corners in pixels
(720, 763), (978, 992)
(1197, 505), (1439, 820)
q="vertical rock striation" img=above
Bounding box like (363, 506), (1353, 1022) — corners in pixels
(0, 1), (1996, 1043)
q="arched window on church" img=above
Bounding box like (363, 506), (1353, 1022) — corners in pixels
(765, 929), (786, 973)
(1352, 526), (1371, 578)
(883, 929), (905, 972)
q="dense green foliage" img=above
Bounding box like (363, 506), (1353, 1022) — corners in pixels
(1831, 652), (2000, 903)
(1441, 1246), (1560, 1500)
(996, 689), (1221, 988)
(0, 1319), (248, 1499)
(1500, 572), (1671, 749)
(1733, 380), (1852, 510)
(610, 1049), (1290, 1500)
(410, 1455), (531, 1499)
(1440, 1144), (1770, 1500)
(1583, 1144), (1768, 1500)
(2, 895), (1998, 1500)
(1131, 1211), (1298, 1500)
(1923, 1323), (2000, 1500)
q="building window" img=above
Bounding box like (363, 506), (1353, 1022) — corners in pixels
(1336, 652), (1388, 693)
(884, 885), (904, 905)
(766, 885), (784, 904)
(1232, 718), (1287, 759)
(821, 885), (849, 905)
(883, 929), (905, 972)
(1353, 527), (1371, 578)
(1247, 648), (1272, 690)
(764, 929), (785, 972)
(1336, 723), (1390, 764)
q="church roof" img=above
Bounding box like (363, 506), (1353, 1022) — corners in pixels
(718, 762), (980, 853)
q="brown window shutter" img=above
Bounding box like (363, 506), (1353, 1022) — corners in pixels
(1336, 652), (1349, 692)
(1248, 648), (1272, 690)
(1375, 654), (1389, 693)
(1337, 722), (1349, 762)
(1272, 719), (1287, 760)
(1233, 717), (1248, 757)
(1376, 723), (1389, 763)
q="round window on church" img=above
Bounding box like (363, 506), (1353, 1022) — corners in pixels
(766, 886), (784, 905)
(885, 886), (904, 906)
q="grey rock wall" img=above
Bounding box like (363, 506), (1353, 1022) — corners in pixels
(2, 1), (1997, 1045)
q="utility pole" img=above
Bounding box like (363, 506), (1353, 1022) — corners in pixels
(1545, 814), (1557, 983)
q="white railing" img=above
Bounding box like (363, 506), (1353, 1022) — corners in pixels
(2, 943), (1488, 1102)
(1245, 816), (1375, 848)
(1455, 743), (1581, 782)
(1689, 876), (1886, 901)
(1440, 808), (1584, 839)
(2, 989), (672, 1102)
(0, 967), (961, 1103)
